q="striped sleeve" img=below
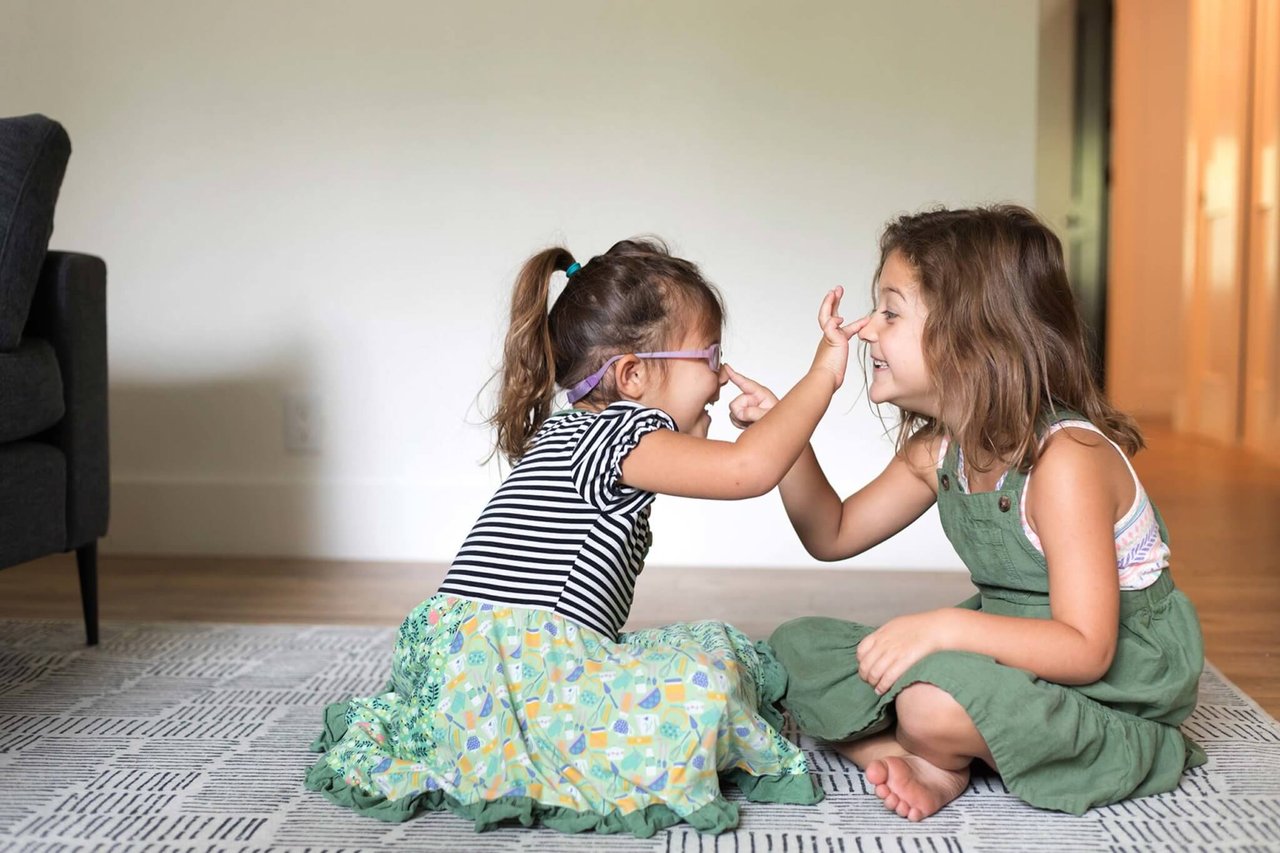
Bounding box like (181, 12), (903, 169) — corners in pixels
(570, 402), (675, 511)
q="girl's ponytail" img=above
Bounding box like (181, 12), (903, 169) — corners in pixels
(491, 247), (574, 463)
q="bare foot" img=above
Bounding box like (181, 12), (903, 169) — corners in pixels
(864, 754), (969, 821)
(831, 734), (906, 769)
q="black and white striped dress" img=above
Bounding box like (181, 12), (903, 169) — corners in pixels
(437, 401), (675, 640)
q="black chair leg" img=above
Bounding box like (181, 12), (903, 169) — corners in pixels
(75, 542), (99, 646)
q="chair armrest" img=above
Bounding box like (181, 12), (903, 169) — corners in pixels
(27, 251), (109, 546)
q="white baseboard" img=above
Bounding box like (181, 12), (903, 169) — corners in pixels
(104, 477), (966, 572)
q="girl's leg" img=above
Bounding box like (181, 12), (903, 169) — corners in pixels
(862, 683), (993, 822)
(831, 731), (909, 768)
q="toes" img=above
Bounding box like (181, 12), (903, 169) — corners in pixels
(882, 792), (899, 811)
(865, 759), (888, 786)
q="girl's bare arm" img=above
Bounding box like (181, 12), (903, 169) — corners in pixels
(934, 431), (1127, 684)
(620, 294), (864, 500)
(781, 433), (939, 561)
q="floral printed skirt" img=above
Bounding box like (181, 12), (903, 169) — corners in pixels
(305, 594), (822, 837)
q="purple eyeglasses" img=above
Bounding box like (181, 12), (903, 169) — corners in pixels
(564, 344), (722, 404)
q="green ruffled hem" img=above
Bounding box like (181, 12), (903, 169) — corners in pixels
(725, 766), (823, 805)
(306, 698), (822, 837)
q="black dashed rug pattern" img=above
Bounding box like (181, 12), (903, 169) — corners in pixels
(1, 620), (1277, 852)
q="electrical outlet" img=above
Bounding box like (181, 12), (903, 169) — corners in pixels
(283, 392), (323, 454)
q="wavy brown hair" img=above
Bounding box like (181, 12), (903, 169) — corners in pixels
(489, 238), (724, 463)
(875, 204), (1142, 472)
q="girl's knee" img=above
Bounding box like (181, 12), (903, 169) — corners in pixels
(768, 617), (868, 669)
(770, 616), (859, 644)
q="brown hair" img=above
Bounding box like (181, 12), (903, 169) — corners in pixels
(490, 238), (724, 463)
(874, 204), (1143, 472)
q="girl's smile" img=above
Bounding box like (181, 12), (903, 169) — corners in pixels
(644, 329), (728, 434)
(859, 250), (936, 416)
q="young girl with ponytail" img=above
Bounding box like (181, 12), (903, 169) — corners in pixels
(307, 238), (864, 836)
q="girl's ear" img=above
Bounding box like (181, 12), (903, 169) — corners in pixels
(613, 355), (647, 400)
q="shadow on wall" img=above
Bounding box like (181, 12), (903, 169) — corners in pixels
(105, 354), (333, 558)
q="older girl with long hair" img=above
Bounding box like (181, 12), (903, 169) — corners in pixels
(731, 205), (1205, 821)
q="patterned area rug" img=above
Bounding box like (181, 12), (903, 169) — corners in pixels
(1, 619), (1278, 852)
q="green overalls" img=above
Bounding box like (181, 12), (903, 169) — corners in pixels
(766, 419), (1206, 815)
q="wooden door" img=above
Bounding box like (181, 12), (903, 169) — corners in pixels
(1106, 0), (1191, 421)
(1243, 0), (1280, 463)
(1177, 0), (1254, 442)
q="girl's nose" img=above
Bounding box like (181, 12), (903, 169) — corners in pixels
(858, 314), (878, 342)
(717, 364), (730, 386)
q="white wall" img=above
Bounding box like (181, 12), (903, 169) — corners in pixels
(1, 0), (1038, 569)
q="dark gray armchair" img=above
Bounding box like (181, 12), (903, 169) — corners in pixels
(0, 114), (109, 645)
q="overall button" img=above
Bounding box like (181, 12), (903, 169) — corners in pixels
(940, 474), (951, 491)
(998, 495), (1012, 512)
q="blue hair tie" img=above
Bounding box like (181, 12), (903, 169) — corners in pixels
(565, 262), (581, 278)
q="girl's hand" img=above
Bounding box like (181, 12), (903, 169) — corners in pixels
(725, 364), (779, 429)
(811, 286), (869, 389)
(856, 610), (956, 695)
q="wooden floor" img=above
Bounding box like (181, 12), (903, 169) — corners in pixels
(1, 425), (1277, 717)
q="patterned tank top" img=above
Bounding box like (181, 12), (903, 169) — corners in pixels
(941, 420), (1168, 590)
